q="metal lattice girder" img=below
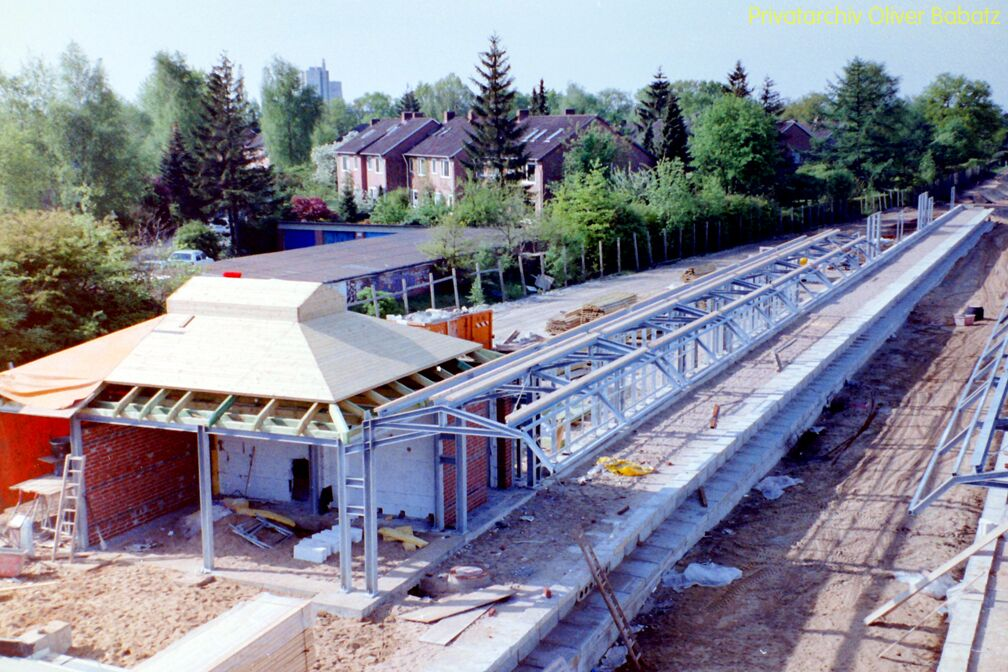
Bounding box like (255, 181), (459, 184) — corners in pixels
(910, 297), (1008, 514)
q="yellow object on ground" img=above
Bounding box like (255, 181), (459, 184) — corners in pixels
(379, 525), (428, 551)
(799, 257), (809, 266)
(222, 497), (296, 528)
(596, 456), (654, 477)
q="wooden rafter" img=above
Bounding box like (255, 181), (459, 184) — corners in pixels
(296, 402), (321, 435)
(251, 398), (278, 431)
(410, 372), (436, 387)
(138, 389), (169, 419)
(364, 389), (391, 405)
(387, 380), (414, 396)
(113, 386), (141, 417)
(207, 395), (236, 427)
(166, 391), (194, 422)
(328, 404), (350, 439)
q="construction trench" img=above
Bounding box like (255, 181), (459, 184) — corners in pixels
(0, 178), (1006, 671)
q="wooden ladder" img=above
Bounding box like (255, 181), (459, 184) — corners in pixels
(574, 529), (644, 671)
(51, 455), (85, 562)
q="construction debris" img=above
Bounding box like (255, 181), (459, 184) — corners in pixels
(660, 562), (742, 592)
(495, 330), (545, 353)
(545, 292), (637, 334)
(378, 525), (427, 551)
(680, 263), (717, 284)
(400, 587), (513, 624)
(387, 307), (494, 349)
(597, 456), (654, 477)
(0, 620), (71, 658)
(754, 475), (802, 500)
(229, 516), (293, 550)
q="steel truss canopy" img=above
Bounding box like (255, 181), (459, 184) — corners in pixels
(371, 216), (917, 481)
(911, 296), (1008, 514)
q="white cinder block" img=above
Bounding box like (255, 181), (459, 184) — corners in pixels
(293, 540), (329, 563)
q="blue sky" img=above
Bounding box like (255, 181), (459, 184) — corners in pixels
(2, 1), (1006, 105)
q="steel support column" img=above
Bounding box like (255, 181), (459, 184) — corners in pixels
(196, 425), (214, 573)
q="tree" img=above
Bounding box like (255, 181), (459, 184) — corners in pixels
(421, 218), (478, 268)
(338, 181), (359, 221)
(49, 44), (148, 217)
(530, 79), (549, 115)
(353, 91), (396, 120)
(311, 98), (363, 146)
(689, 95), (779, 194)
(415, 74), (475, 121)
(451, 179), (529, 251)
(670, 80), (727, 126)
(160, 124), (202, 220)
(398, 88), (420, 113)
(726, 60), (751, 98)
(138, 51), (205, 159)
(635, 68), (671, 154)
(370, 189), (412, 224)
(464, 34), (528, 181)
(0, 210), (158, 365)
(918, 73), (1005, 169)
(174, 220), (222, 259)
(825, 58), (913, 186)
(658, 93), (689, 163)
(261, 57), (323, 168)
(759, 77), (784, 116)
(290, 196), (333, 221)
(595, 88), (635, 129)
(545, 166), (643, 259)
(191, 55), (278, 254)
(564, 127), (618, 176)
(782, 93), (830, 128)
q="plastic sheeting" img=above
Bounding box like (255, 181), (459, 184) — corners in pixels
(0, 318), (160, 411)
(661, 561), (743, 592)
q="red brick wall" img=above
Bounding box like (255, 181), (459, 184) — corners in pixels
(82, 423), (196, 544)
(442, 401), (491, 528)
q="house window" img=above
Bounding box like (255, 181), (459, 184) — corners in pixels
(375, 158), (383, 173)
(418, 159), (427, 177)
(434, 192), (442, 204)
(341, 156), (349, 171)
(441, 159), (449, 176)
(525, 162), (536, 180)
(411, 189), (419, 205)
(447, 194), (454, 207)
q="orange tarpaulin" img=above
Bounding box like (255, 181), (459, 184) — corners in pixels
(0, 317), (161, 411)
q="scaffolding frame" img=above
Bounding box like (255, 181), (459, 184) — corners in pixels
(910, 297), (1008, 514)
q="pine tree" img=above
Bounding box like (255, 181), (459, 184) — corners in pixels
(635, 68), (671, 155)
(463, 34), (527, 181)
(191, 55), (278, 254)
(398, 88), (420, 114)
(658, 93), (689, 163)
(338, 180), (358, 222)
(530, 79), (550, 115)
(160, 124), (203, 220)
(759, 77), (784, 116)
(727, 60), (751, 97)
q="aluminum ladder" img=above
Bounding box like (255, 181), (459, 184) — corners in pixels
(51, 455), (85, 561)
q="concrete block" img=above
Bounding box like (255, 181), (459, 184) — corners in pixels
(293, 540), (329, 563)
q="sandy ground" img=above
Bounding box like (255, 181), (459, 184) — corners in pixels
(630, 217), (1008, 671)
(0, 558), (259, 666)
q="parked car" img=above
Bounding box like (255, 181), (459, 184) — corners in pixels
(168, 249), (215, 265)
(209, 219), (230, 236)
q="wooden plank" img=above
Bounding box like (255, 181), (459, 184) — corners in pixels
(295, 403), (320, 436)
(400, 588), (513, 624)
(419, 605), (490, 646)
(112, 386), (141, 417)
(0, 580), (60, 595)
(137, 389), (168, 419)
(864, 517), (1008, 625)
(206, 395), (236, 427)
(165, 391), (194, 422)
(251, 398), (279, 432)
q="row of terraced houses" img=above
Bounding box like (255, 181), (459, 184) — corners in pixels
(332, 109), (655, 212)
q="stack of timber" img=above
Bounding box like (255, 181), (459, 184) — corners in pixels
(546, 292), (637, 335)
(134, 593), (314, 672)
(495, 330), (545, 354)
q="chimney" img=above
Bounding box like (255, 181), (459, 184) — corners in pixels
(516, 108), (530, 121)
(443, 110), (456, 122)
(371, 118), (381, 126)
(401, 111), (414, 121)
(564, 108), (576, 116)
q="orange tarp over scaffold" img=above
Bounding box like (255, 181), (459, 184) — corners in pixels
(0, 318), (160, 505)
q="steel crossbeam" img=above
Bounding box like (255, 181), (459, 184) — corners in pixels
(910, 297), (1008, 514)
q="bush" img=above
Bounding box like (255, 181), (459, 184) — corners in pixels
(356, 286), (400, 316)
(174, 220), (222, 259)
(291, 196), (334, 221)
(370, 189), (412, 224)
(0, 210), (159, 365)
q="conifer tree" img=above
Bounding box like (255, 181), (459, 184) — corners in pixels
(530, 79), (550, 115)
(759, 76), (784, 116)
(658, 93), (689, 163)
(338, 181), (358, 222)
(191, 55), (278, 254)
(398, 88), (420, 114)
(727, 60), (751, 97)
(159, 124), (203, 220)
(463, 34), (527, 181)
(635, 68), (671, 155)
